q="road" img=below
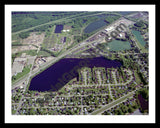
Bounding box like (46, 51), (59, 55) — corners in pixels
(112, 70), (118, 84)
(12, 14), (139, 90)
(12, 13), (126, 88)
(90, 90), (135, 115)
(12, 15), (141, 115)
(72, 69), (133, 88)
(15, 45), (41, 114)
(12, 30), (105, 89)
(12, 12), (110, 35)
(97, 71), (102, 85)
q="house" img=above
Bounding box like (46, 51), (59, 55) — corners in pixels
(105, 27), (114, 32)
(119, 33), (122, 37)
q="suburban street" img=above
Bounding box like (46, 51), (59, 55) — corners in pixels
(90, 90), (135, 115)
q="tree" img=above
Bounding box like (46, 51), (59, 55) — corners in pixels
(76, 88), (80, 93)
(134, 20), (145, 28)
(121, 104), (128, 113)
(128, 106), (134, 113)
(29, 108), (36, 115)
(19, 31), (30, 39)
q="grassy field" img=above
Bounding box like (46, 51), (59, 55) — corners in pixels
(131, 30), (148, 53)
(97, 40), (131, 52)
(12, 65), (31, 83)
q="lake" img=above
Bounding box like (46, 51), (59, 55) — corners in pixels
(29, 57), (122, 92)
(84, 20), (109, 33)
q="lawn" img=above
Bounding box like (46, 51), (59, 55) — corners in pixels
(97, 40), (131, 52)
(131, 30), (148, 53)
(12, 65), (31, 83)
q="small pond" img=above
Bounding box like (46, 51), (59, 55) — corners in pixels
(55, 25), (63, 33)
(84, 20), (109, 33)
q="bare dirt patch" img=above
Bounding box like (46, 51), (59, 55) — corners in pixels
(22, 32), (45, 47)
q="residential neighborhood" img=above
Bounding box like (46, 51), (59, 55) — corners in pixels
(11, 10), (149, 116)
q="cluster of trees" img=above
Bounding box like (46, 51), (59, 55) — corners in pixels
(137, 87), (148, 101)
(104, 14), (121, 23)
(12, 41), (22, 46)
(12, 91), (22, 103)
(82, 94), (111, 106)
(135, 87), (149, 113)
(36, 94), (51, 107)
(12, 11), (84, 32)
(134, 20), (147, 28)
(18, 31), (30, 39)
(40, 47), (55, 57)
(116, 67), (127, 83)
(12, 52), (22, 64)
(74, 33), (91, 43)
(18, 24), (54, 39)
(102, 98), (139, 115)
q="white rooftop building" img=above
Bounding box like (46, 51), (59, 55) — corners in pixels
(105, 27), (114, 32)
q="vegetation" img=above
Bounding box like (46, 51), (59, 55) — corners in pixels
(12, 90), (22, 103)
(18, 31), (31, 39)
(12, 41), (22, 46)
(12, 11), (149, 116)
(102, 97), (140, 115)
(134, 20), (147, 28)
(12, 50), (37, 63)
(39, 47), (55, 57)
(104, 14), (121, 23)
(135, 87), (149, 113)
(12, 11), (85, 32)
(12, 65), (31, 83)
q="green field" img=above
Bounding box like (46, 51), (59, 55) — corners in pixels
(97, 40), (131, 52)
(131, 30), (148, 53)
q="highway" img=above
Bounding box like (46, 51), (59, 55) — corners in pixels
(12, 12), (110, 35)
(12, 16), (135, 90)
(12, 24), (106, 89)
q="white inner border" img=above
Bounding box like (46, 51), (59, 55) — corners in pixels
(5, 5), (155, 123)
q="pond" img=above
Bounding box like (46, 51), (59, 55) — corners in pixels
(29, 57), (122, 92)
(84, 20), (109, 33)
(54, 25), (63, 33)
(132, 30), (147, 47)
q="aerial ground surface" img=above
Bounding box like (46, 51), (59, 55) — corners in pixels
(11, 11), (149, 115)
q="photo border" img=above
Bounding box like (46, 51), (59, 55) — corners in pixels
(5, 4), (156, 124)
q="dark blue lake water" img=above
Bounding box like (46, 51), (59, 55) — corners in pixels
(54, 25), (63, 33)
(29, 57), (122, 92)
